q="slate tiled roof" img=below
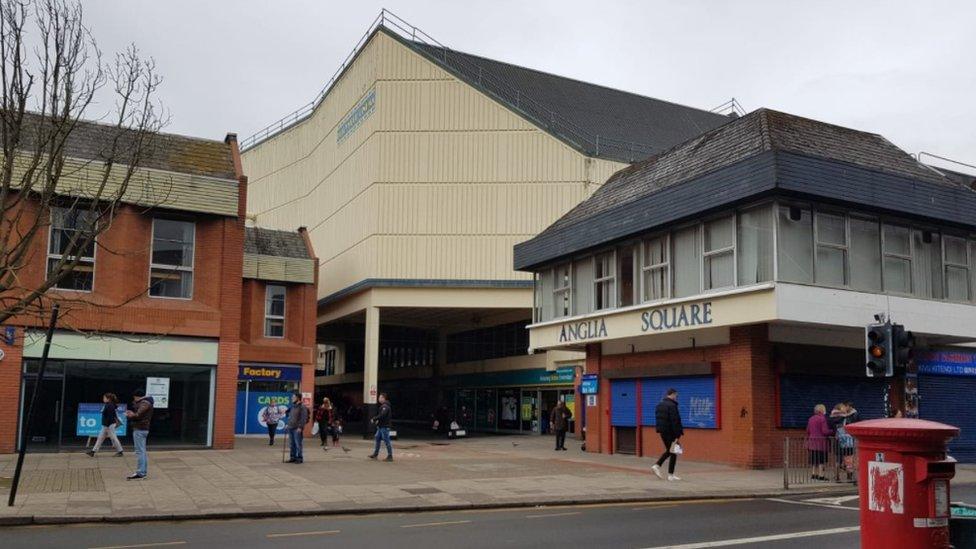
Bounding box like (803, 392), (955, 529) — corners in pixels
(544, 109), (959, 234)
(244, 227), (311, 259)
(396, 29), (732, 163)
(17, 113), (237, 180)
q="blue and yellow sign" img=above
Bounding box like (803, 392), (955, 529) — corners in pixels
(76, 403), (128, 437)
(238, 365), (302, 382)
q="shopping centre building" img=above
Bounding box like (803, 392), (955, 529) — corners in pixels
(0, 123), (318, 453)
(515, 109), (976, 466)
(241, 12), (733, 432)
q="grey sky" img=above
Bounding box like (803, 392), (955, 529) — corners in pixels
(83, 1), (976, 171)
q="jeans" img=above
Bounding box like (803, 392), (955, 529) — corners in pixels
(655, 434), (677, 474)
(267, 422), (278, 444)
(93, 424), (123, 453)
(289, 428), (304, 462)
(373, 427), (392, 457)
(554, 428), (567, 450)
(133, 429), (149, 476)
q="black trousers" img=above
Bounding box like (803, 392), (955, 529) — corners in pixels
(319, 420), (330, 443)
(655, 434), (677, 474)
(555, 428), (567, 450)
(267, 422), (278, 444)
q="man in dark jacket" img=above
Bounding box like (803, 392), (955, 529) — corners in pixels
(368, 393), (393, 461)
(124, 390), (154, 480)
(549, 400), (573, 451)
(286, 392), (309, 463)
(651, 388), (684, 481)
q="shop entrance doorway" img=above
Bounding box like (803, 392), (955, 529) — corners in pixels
(20, 374), (65, 451)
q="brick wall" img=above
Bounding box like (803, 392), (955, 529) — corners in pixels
(0, 327), (23, 453)
(588, 324), (780, 468)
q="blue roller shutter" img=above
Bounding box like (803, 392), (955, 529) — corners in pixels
(778, 375), (886, 429)
(640, 376), (718, 429)
(610, 379), (638, 427)
(919, 374), (976, 463)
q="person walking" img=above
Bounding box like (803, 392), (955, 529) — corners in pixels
(315, 397), (335, 449)
(368, 393), (393, 462)
(286, 392), (309, 464)
(86, 393), (124, 457)
(124, 389), (154, 480)
(651, 388), (684, 481)
(806, 403), (834, 481)
(549, 400), (573, 451)
(262, 401), (285, 446)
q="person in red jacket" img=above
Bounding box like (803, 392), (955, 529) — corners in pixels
(806, 403), (834, 481)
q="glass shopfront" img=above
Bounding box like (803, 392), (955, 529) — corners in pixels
(19, 359), (215, 450)
(235, 363), (301, 435)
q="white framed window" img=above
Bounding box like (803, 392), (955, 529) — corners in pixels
(617, 244), (637, 307)
(882, 223), (912, 294)
(533, 272), (543, 322)
(943, 235), (971, 302)
(553, 263), (572, 318)
(149, 219), (195, 299)
(641, 235), (669, 302)
(47, 207), (96, 291)
(814, 212), (849, 287)
(593, 251), (615, 310)
(673, 224), (702, 298)
(264, 284), (286, 338)
(703, 215), (735, 290)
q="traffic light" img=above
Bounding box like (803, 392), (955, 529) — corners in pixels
(866, 322), (893, 377)
(892, 323), (915, 367)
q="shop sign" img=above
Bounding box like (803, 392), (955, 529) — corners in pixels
(558, 318), (607, 343)
(76, 403), (128, 437)
(235, 391), (291, 435)
(917, 350), (976, 377)
(146, 377), (170, 409)
(580, 374), (599, 395)
(238, 365), (302, 381)
(337, 88), (376, 143)
(641, 301), (713, 333)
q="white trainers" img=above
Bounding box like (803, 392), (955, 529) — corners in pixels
(667, 474), (682, 481)
(651, 464), (664, 479)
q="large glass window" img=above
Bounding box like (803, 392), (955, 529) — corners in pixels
(617, 245), (636, 307)
(737, 205), (773, 285)
(150, 219), (195, 299)
(703, 216), (735, 290)
(913, 230), (943, 299)
(533, 273), (542, 322)
(815, 212), (848, 287)
(673, 225), (701, 298)
(47, 207), (96, 291)
(264, 285), (286, 338)
(553, 263), (572, 318)
(573, 257), (594, 315)
(850, 217), (882, 292)
(883, 224), (912, 294)
(593, 252), (615, 310)
(641, 235), (669, 302)
(777, 205), (814, 283)
(944, 236), (971, 302)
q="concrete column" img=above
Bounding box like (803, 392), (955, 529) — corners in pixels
(362, 306), (380, 438)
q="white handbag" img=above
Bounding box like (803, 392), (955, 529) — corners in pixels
(671, 441), (684, 455)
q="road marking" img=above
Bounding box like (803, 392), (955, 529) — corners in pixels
(639, 526), (860, 548)
(804, 495), (860, 506)
(525, 511), (582, 519)
(266, 529), (340, 538)
(633, 504), (678, 511)
(89, 543), (187, 549)
(767, 497), (859, 511)
(401, 520), (471, 528)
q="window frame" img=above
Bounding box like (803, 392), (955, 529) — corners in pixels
(813, 210), (851, 288)
(880, 222), (914, 296)
(943, 234), (972, 302)
(46, 206), (97, 292)
(702, 214), (737, 291)
(640, 233), (670, 303)
(552, 263), (573, 318)
(264, 284), (286, 338)
(592, 250), (616, 311)
(148, 218), (196, 300)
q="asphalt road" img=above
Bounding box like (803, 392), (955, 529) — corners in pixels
(3, 496), (865, 549)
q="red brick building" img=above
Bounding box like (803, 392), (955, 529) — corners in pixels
(0, 122), (318, 453)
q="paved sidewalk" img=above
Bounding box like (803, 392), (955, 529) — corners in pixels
(0, 434), (879, 525)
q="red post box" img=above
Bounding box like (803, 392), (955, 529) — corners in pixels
(846, 418), (959, 549)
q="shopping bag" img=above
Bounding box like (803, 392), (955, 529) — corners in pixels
(671, 441), (684, 455)
(311, 422), (319, 436)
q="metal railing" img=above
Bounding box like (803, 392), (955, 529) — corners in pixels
(783, 435), (858, 489)
(240, 9), (661, 162)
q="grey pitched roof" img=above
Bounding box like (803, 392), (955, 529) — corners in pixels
(391, 29), (732, 163)
(16, 113), (237, 180)
(515, 108), (976, 270)
(244, 227), (312, 259)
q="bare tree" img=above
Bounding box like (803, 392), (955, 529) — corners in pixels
(0, 0), (164, 326)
